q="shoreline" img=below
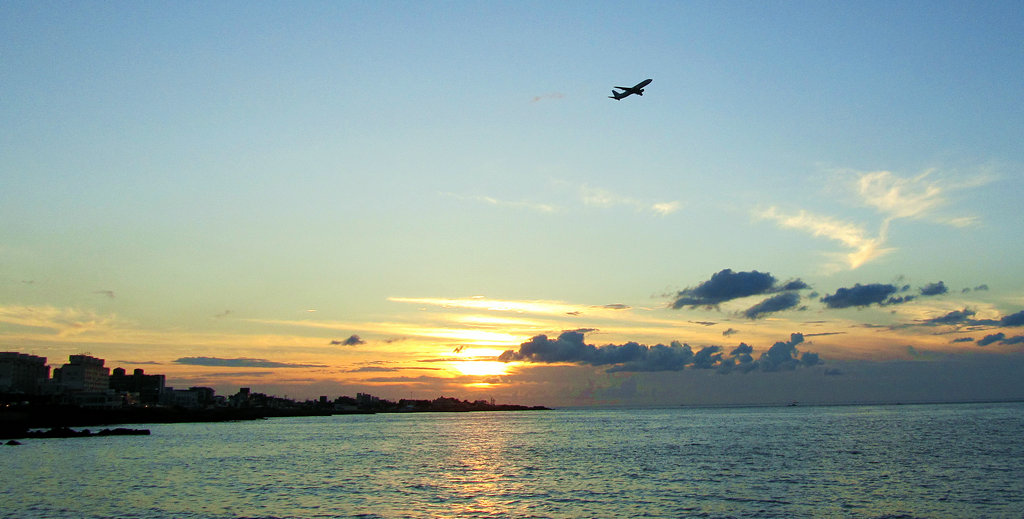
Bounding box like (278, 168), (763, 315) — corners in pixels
(0, 403), (551, 440)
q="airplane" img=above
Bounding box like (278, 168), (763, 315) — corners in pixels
(609, 78), (652, 100)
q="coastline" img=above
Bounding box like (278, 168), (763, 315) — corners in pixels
(0, 402), (551, 440)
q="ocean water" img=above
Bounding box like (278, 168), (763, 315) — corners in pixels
(3, 402), (1023, 518)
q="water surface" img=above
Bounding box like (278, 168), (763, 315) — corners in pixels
(4, 402), (1023, 518)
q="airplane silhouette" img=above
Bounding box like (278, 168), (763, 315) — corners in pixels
(609, 78), (652, 100)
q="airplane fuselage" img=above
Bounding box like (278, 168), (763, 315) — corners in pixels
(609, 78), (653, 100)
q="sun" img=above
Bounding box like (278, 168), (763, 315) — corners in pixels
(451, 361), (510, 377)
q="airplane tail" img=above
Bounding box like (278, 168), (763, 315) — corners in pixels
(609, 91), (623, 100)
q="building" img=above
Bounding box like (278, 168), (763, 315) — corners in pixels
(52, 355), (110, 392)
(0, 352), (50, 394)
(109, 367), (166, 404)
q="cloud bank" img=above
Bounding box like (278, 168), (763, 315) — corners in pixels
(173, 357), (326, 368)
(498, 330), (822, 374)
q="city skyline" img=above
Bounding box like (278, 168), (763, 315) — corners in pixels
(3, 2), (1023, 406)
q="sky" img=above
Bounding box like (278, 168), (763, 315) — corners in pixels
(2, 1), (1023, 407)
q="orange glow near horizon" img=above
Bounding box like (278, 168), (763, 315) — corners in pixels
(451, 360), (510, 377)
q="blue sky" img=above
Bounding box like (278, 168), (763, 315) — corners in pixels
(2, 1), (1023, 405)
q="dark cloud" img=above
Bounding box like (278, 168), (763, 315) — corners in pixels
(759, 333), (806, 372)
(345, 366), (399, 373)
(691, 346), (722, 370)
(975, 284), (989, 291)
(497, 331), (695, 372)
(94, 290), (115, 299)
(977, 333), (1005, 347)
(598, 304), (631, 310)
(719, 342), (757, 374)
(801, 352), (821, 366)
(213, 310), (232, 319)
(919, 281), (948, 296)
(952, 337), (975, 343)
(744, 292), (801, 319)
(331, 334), (365, 346)
(924, 308), (976, 325)
(1000, 311), (1024, 327)
(692, 321), (717, 327)
(731, 343), (754, 355)
(671, 269), (809, 309)
(780, 279), (811, 291)
(804, 332), (845, 337)
(173, 357), (326, 368)
(976, 333), (1024, 346)
(722, 328), (739, 336)
(820, 283), (911, 308)
(824, 368), (843, 376)
(499, 331), (822, 374)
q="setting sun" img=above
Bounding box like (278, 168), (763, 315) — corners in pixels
(451, 361), (510, 377)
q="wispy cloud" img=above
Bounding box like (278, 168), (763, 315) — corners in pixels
(441, 192), (558, 213)
(578, 185), (681, 215)
(856, 169), (980, 226)
(0, 305), (117, 336)
(173, 357), (327, 368)
(758, 207), (891, 270)
(758, 169), (986, 271)
(530, 92), (564, 103)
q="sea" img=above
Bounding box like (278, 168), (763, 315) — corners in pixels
(3, 402), (1023, 519)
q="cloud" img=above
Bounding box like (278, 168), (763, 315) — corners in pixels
(498, 330), (822, 374)
(857, 170), (944, 220)
(577, 184), (681, 216)
(94, 290), (115, 299)
(331, 334), (365, 346)
(173, 357), (326, 368)
(952, 337), (975, 343)
(758, 333), (809, 372)
(999, 311), (1024, 327)
(758, 207), (891, 270)
(759, 170), (985, 271)
(743, 292), (802, 320)
(0, 305), (116, 336)
(923, 308), (976, 325)
(530, 92), (564, 103)
(820, 283), (912, 308)
(598, 304), (631, 310)
(976, 332), (1024, 347)
(977, 333), (1005, 347)
(722, 328), (739, 336)
(671, 269), (809, 309)
(344, 366), (400, 373)
(919, 281), (948, 296)
(651, 201), (682, 216)
(855, 170), (982, 227)
(442, 192), (558, 213)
